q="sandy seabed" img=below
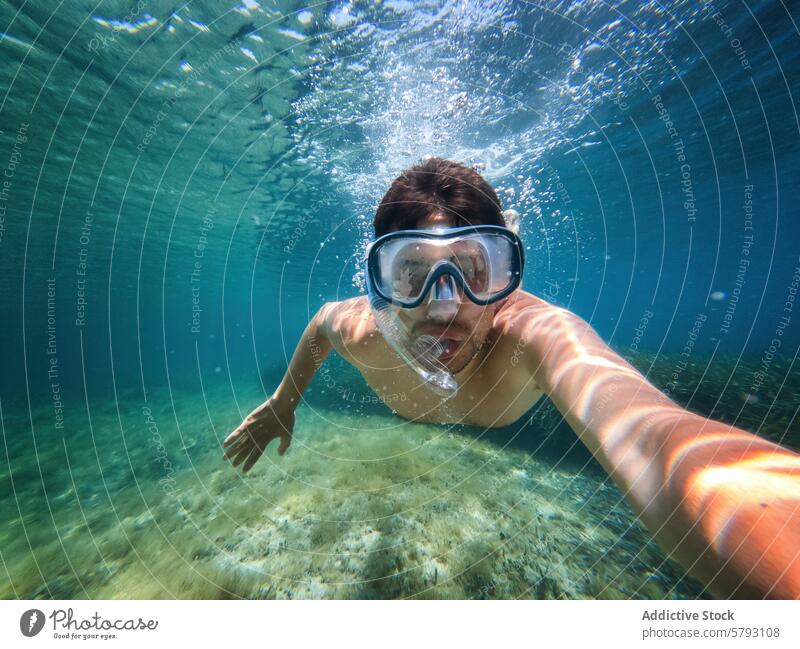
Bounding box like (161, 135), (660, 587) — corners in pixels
(1, 376), (711, 600)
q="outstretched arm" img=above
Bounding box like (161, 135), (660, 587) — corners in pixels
(271, 303), (335, 408)
(515, 295), (800, 598)
(223, 303), (336, 472)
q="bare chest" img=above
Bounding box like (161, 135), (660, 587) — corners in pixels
(357, 355), (544, 428)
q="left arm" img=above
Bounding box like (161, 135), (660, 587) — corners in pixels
(510, 294), (800, 598)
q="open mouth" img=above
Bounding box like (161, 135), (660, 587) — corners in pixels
(413, 324), (466, 361)
(437, 338), (462, 360)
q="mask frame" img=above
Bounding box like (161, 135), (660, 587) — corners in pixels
(365, 224), (525, 309)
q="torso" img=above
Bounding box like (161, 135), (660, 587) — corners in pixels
(325, 291), (546, 428)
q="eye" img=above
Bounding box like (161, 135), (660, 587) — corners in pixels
(460, 258), (476, 277)
(401, 259), (423, 273)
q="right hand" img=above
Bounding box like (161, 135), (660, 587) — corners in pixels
(223, 397), (295, 473)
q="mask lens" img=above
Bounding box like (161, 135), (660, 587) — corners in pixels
(390, 246), (428, 299)
(469, 233), (516, 300)
(451, 238), (490, 295)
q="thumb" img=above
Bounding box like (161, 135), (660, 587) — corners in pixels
(277, 434), (291, 456)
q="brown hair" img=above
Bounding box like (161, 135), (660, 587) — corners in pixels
(374, 157), (505, 237)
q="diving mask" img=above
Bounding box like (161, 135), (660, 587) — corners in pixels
(366, 225), (525, 308)
(364, 225), (525, 398)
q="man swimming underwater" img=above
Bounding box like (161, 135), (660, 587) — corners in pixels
(224, 157), (800, 599)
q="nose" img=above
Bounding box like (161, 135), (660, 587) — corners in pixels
(426, 274), (460, 319)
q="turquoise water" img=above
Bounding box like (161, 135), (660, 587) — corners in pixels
(1, 0), (799, 599)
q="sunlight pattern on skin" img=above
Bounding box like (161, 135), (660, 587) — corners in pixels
(685, 453), (800, 597)
(693, 459), (800, 506)
(496, 293), (800, 598)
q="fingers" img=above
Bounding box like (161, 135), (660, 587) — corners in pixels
(242, 446), (263, 474)
(231, 444), (253, 468)
(223, 417), (262, 457)
(223, 421), (251, 447)
(222, 438), (242, 460)
(277, 433), (291, 456)
(223, 430), (278, 470)
(223, 419), (291, 472)
(222, 431), (251, 460)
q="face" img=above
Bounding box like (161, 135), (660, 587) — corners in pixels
(392, 213), (497, 374)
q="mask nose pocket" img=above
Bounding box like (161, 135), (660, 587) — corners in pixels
(432, 274), (457, 302)
(427, 273), (460, 319)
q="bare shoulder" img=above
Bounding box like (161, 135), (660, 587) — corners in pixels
(493, 289), (573, 337)
(318, 296), (375, 342)
(492, 290), (620, 387)
(317, 297), (382, 363)
(490, 289), (594, 372)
